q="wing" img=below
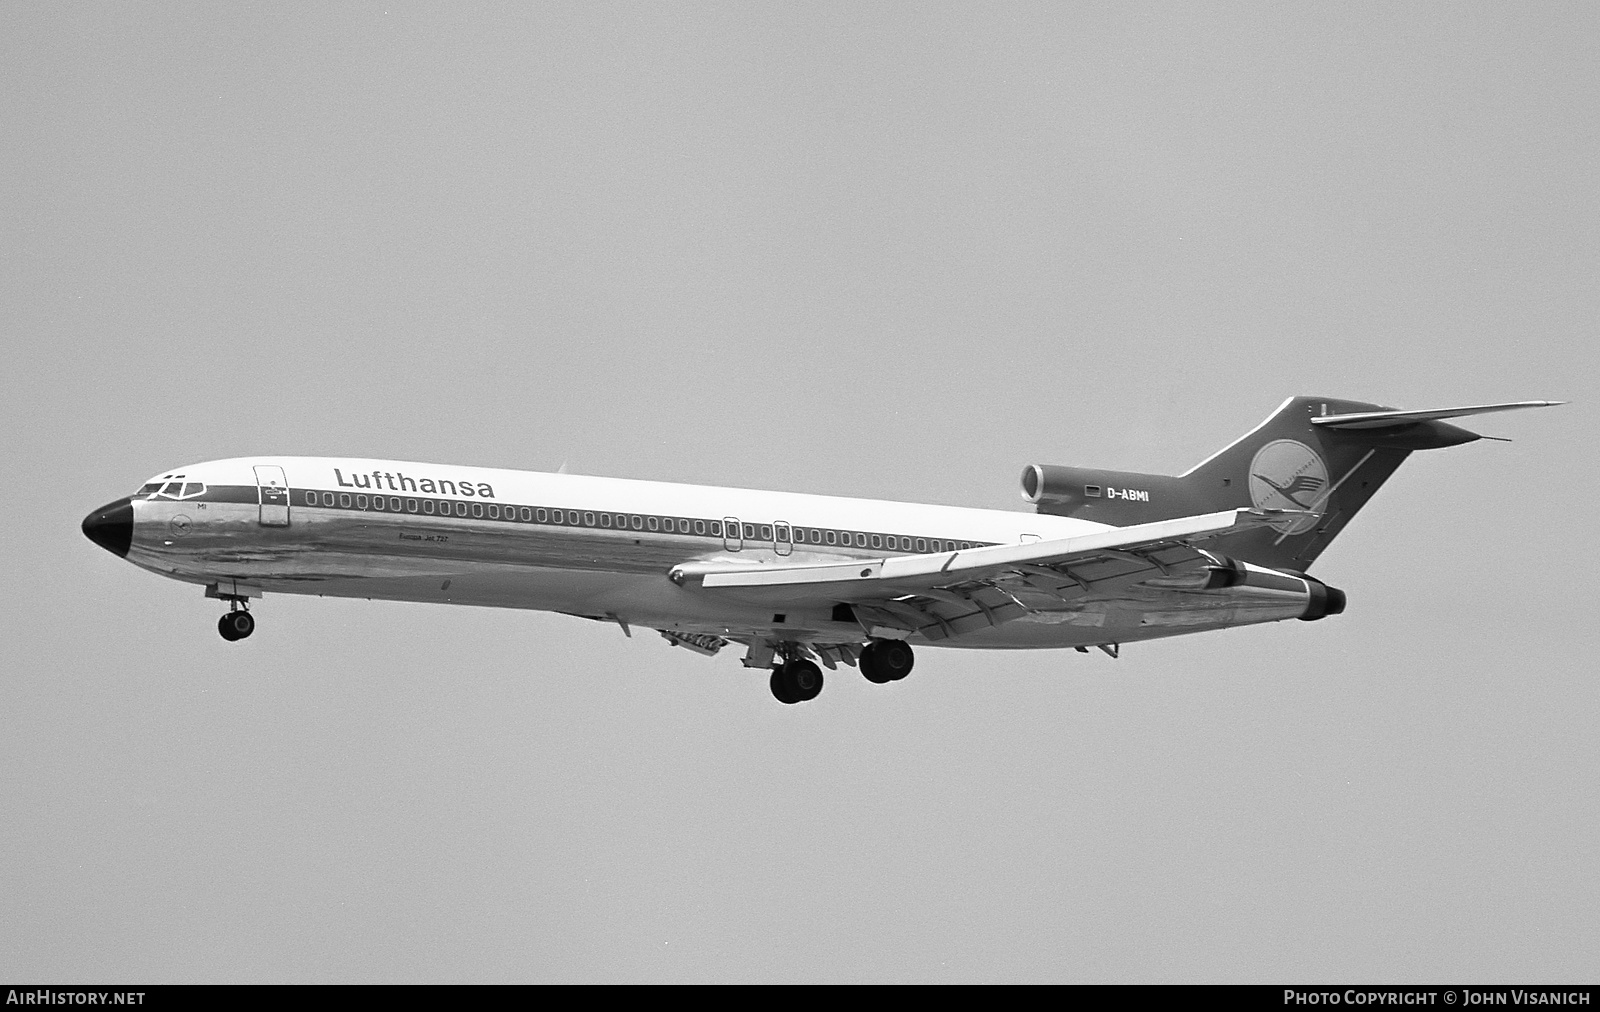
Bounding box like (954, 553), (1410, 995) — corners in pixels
(669, 508), (1302, 644)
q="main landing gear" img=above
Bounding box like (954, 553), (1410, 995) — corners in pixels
(859, 639), (914, 684)
(217, 602), (255, 642)
(770, 659), (823, 705)
(766, 640), (916, 703)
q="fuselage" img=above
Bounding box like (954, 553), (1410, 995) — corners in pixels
(82, 396), (1557, 700)
(87, 456), (1131, 649)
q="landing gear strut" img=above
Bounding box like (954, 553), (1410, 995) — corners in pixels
(770, 659), (824, 704)
(859, 639), (914, 684)
(217, 601), (254, 641)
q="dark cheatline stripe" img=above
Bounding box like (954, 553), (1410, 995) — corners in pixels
(140, 484), (992, 554)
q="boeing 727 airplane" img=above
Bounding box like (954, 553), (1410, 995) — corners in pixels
(82, 396), (1557, 703)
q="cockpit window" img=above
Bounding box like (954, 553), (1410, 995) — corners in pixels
(148, 479), (206, 500)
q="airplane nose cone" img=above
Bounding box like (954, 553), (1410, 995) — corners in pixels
(82, 498), (133, 557)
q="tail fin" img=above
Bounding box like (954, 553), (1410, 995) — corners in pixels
(1020, 397), (1560, 571)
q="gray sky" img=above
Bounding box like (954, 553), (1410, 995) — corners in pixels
(3, 3), (1596, 983)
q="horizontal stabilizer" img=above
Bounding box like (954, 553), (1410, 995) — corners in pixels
(1310, 400), (1563, 430)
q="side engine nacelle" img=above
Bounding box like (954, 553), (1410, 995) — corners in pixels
(1020, 464), (1207, 523)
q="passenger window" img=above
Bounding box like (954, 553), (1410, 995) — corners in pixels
(567, 511), (579, 525)
(600, 513), (612, 528)
(647, 517), (659, 531)
(870, 534), (881, 549)
(521, 507), (531, 521)
(825, 531), (836, 545)
(423, 500), (434, 514)
(304, 492), (316, 506)
(709, 521), (721, 537)
(339, 493), (351, 508)
(631, 515), (643, 530)
(472, 503), (484, 518)
(743, 524), (755, 539)
(323, 493), (335, 506)
(536, 508), (547, 522)
(695, 520), (706, 535)
(584, 512), (595, 526)
(457, 502), (468, 517)
(759, 525), (772, 540)
(916, 538), (926, 552)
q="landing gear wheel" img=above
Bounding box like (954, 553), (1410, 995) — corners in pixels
(859, 644), (891, 683)
(770, 660), (824, 704)
(787, 660), (823, 701)
(859, 640), (914, 683)
(218, 610), (254, 641)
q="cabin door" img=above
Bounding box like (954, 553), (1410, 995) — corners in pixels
(254, 465), (291, 527)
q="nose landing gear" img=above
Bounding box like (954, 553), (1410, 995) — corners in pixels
(217, 604), (255, 641)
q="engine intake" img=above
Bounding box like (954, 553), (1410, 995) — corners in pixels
(1203, 557), (1247, 590)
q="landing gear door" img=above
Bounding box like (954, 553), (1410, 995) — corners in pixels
(254, 465), (291, 527)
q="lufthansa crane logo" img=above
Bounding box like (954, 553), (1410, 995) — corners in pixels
(1248, 440), (1328, 535)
